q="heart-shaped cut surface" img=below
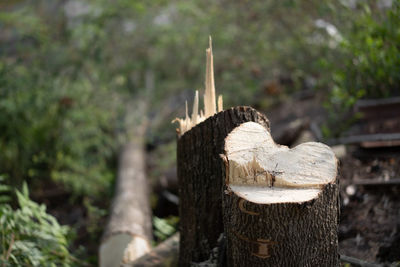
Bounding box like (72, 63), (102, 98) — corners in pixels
(225, 122), (337, 203)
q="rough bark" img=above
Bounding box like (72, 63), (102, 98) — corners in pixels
(99, 141), (152, 267)
(124, 233), (179, 267)
(177, 106), (269, 266)
(223, 182), (339, 266)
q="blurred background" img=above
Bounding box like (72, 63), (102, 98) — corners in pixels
(0, 0), (399, 265)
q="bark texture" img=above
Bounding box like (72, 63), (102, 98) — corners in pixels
(177, 106), (269, 266)
(223, 181), (339, 267)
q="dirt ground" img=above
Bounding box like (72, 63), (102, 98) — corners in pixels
(339, 150), (400, 264)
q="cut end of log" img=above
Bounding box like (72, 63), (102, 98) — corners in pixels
(99, 234), (151, 267)
(225, 122), (337, 204)
(173, 36), (223, 136)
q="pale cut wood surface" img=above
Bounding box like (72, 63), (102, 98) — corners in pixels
(225, 122), (337, 193)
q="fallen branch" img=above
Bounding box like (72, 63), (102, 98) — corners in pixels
(327, 133), (400, 147)
(340, 254), (383, 267)
(353, 178), (400, 186)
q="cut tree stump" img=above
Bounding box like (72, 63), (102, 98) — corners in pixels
(175, 37), (338, 266)
(223, 122), (339, 266)
(177, 107), (270, 266)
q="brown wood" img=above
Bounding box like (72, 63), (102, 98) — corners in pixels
(177, 106), (269, 266)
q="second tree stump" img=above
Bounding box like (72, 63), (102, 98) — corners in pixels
(222, 121), (339, 266)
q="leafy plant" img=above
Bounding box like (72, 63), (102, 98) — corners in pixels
(0, 176), (11, 204)
(0, 184), (75, 266)
(153, 216), (179, 243)
(0, 4), (125, 196)
(324, 1), (400, 137)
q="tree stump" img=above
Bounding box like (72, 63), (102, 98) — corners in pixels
(175, 37), (338, 266)
(177, 107), (269, 266)
(222, 121), (339, 266)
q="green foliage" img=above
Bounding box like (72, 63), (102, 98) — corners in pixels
(0, 184), (74, 266)
(0, 4), (126, 196)
(342, 2), (400, 99)
(323, 1), (400, 137)
(83, 197), (107, 240)
(153, 216), (179, 243)
(0, 176), (11, 204)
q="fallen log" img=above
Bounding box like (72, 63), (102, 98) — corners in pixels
(99, 141), (152, 267)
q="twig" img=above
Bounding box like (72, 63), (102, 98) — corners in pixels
(327, 133), (400, 146)
(340, 254), (383, 267)
(5, 233), (14, 262)
(353, 178), (400, 186)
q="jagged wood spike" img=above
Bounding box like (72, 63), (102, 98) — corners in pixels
(173, 37), (223, 136)
(185, 101), (189, 121)
(204, 36), (216, 118)
(209, 36), (216, 116)
(218, 95), (223, 112)
(192, 90), (199, 125)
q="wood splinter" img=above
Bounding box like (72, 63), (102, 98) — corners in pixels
(173, 36), (223, 136)
(223, 121), (339, 266)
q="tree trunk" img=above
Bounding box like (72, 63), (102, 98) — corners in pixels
(99, 78), (152, 266)
(99, 140), (152, 267)
(222, 121), (339, 267)
(223, 184), (339, 266)
(177, 106), (270, 266)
